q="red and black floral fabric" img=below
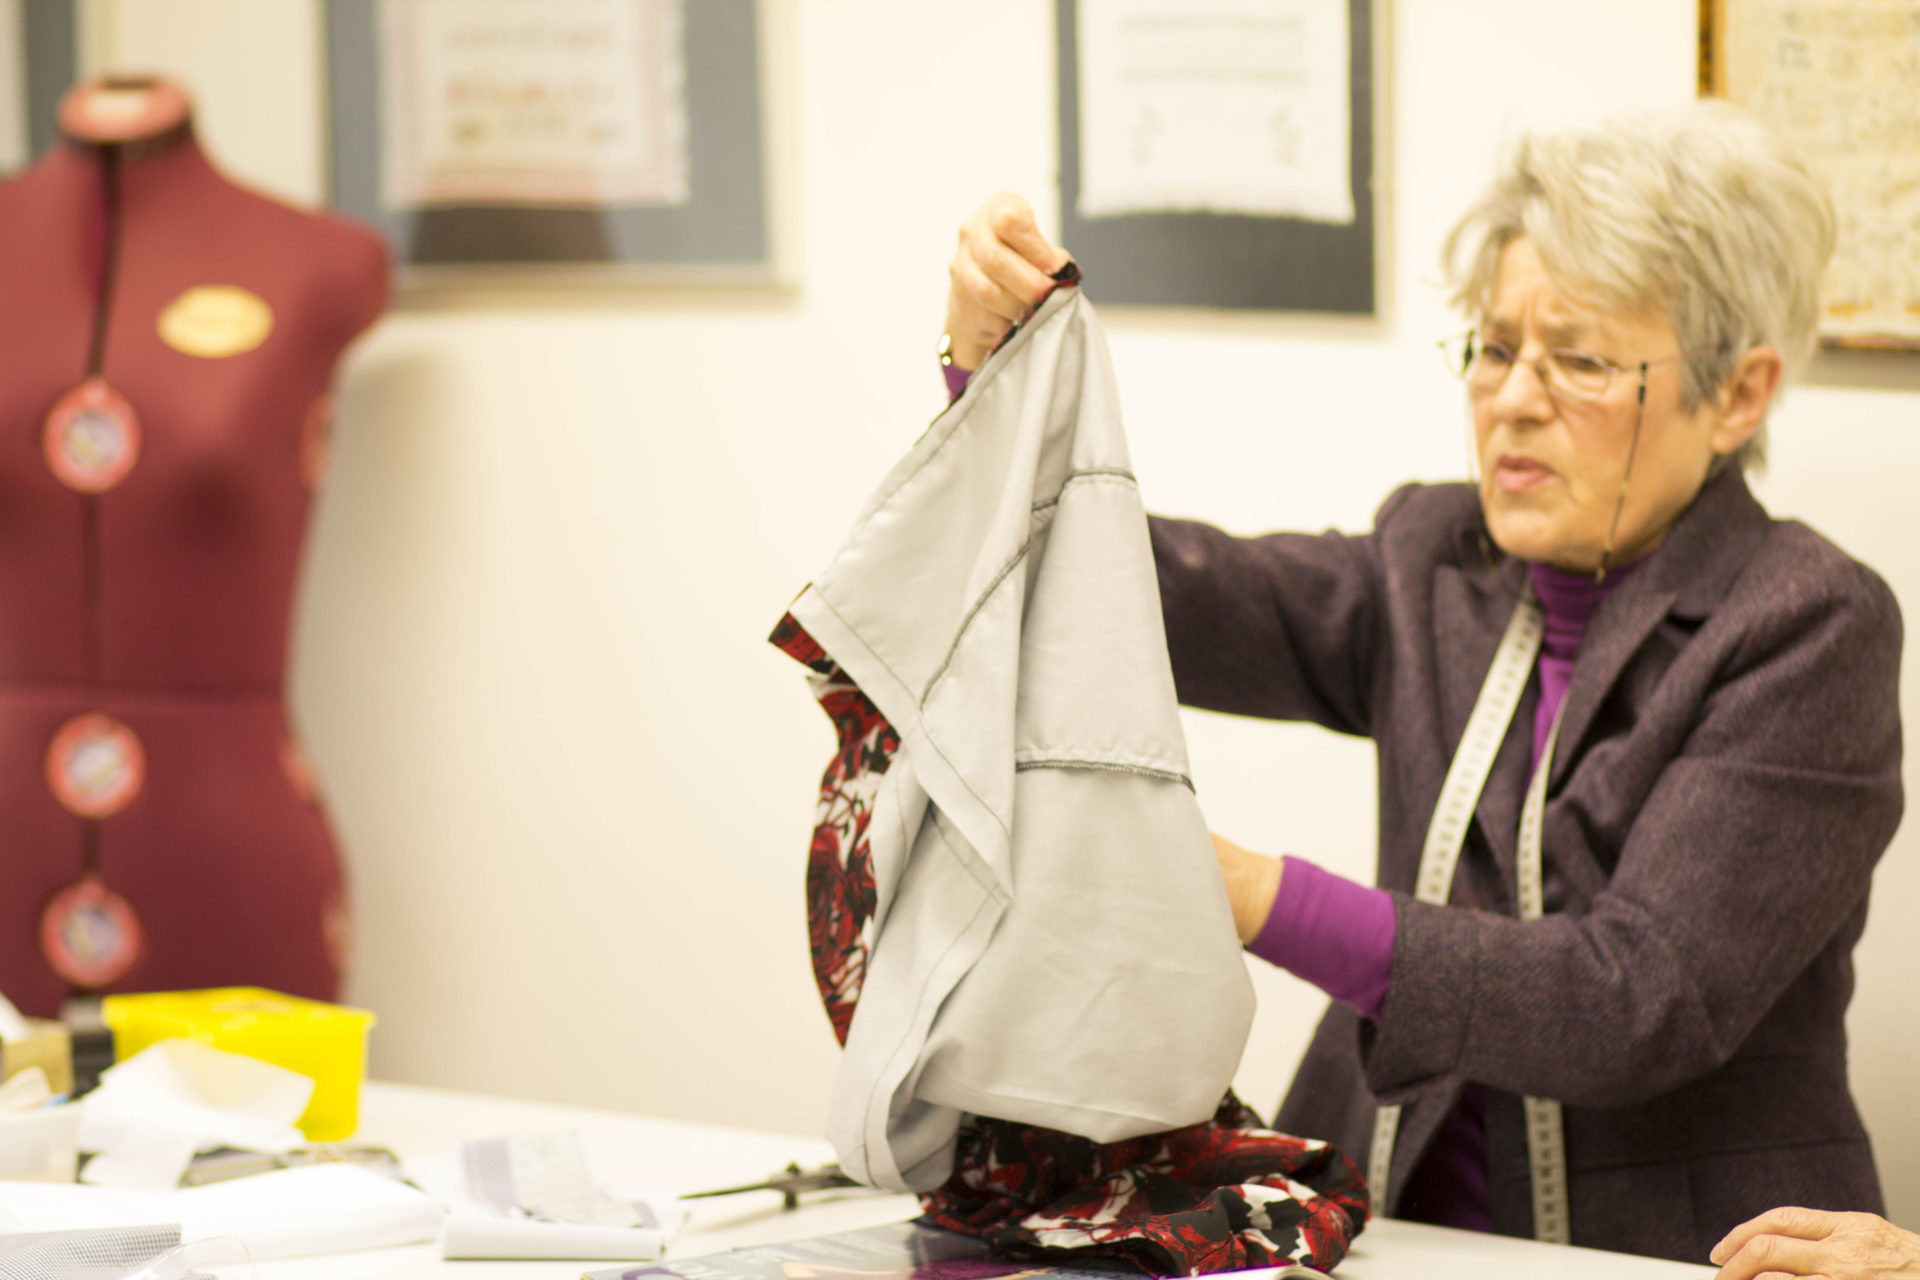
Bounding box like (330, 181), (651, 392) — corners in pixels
(769, 612), (891, 1047)
(771, 614), (1370, 1277)
(925, 1096), (1368, 1276)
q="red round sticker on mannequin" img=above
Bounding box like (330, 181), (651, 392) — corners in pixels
(41, 876), (143, 988)
(280, 734), (320, 805)
(42, 379), (142, 493)
(322, 893), (352, 976)
(45, 713), (146, 819)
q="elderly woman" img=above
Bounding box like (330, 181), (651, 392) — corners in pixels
(937, 103), (1902, 1265)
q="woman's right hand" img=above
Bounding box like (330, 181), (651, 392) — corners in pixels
(943, 193), (1072, 373)
(1711, 1207), (1920, 1278)
(1211, 831), (1284, 945)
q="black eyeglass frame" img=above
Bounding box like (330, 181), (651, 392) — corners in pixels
(1440, 330), (1731, 583)
(1438, 330), (1723, 409)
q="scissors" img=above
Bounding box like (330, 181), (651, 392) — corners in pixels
(679, 1161), (863, 1211)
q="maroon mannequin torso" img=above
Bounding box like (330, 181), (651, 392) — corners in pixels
(0, 81), (389, 1014)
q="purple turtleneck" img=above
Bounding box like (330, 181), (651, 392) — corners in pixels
(1251, 559), (1631, 1229)
(1530, 560), (1621, 769)
(1243, 551), (1601, 1018)
(943, 358), (1630, 1230)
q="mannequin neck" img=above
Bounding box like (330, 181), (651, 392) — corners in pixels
(59, 76), (193, 158)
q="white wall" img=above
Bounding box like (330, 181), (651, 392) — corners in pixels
(86, 0), (1920, 1229)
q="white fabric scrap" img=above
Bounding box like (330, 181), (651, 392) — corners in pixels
(405, 1139), (685, 1261)
(78, 1039), (311, 1189)
(0, 1067), (50, 1115)
(0, 1164), (443, 1261)
(0, 990), (30, 1043)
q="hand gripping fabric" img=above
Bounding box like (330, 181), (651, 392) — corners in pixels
(769, 282), (1367, 1274)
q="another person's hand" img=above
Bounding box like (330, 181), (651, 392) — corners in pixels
(1711, 1206), (1920, 1278)
(1210, 831), (1283, 944)
(943, 193), (1071, 372)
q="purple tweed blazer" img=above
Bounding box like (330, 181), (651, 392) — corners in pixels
(1150, 467), (1903, 1264)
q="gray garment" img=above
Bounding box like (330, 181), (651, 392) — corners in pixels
(1150, 470), (1903, 1263)
(0, 1226), (183, 1280)
(791, 286), (1253, 1194)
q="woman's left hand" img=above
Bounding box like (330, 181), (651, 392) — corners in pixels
(1710, 1207), (1920, 1278)
(1210, 831), (1283, 944)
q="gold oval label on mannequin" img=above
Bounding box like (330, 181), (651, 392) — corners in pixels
(157, 285), (274, 358)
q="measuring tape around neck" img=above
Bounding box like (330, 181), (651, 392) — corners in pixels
(1368, 594), (1571, 1245)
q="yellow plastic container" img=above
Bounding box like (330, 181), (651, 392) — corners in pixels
(101, 988), (375, 1141)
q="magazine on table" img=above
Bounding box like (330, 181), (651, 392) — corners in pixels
(583, 1220), (1324, 1280)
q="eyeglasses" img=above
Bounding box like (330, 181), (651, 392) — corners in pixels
(1438, 330), (1707, 406)
(1441, 329), (1727, 583)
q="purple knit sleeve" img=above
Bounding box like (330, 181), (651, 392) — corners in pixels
(1248, 856), (1396, 1019)
(944, 361), (972, 401)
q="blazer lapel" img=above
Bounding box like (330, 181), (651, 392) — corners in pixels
(1434, 469), (1770, 886)
(1547, 467), (1772, 791)
(1546, 580), (1677, 791)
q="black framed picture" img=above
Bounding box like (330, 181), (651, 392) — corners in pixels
(1055, 0), (1378, 313)
(0, 0), (79, 177)
(325, 0), (786, 284)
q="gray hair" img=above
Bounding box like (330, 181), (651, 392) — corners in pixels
(1441, 101), (1836, 472)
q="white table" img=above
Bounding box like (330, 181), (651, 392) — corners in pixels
(254, 1083), (1712, 1279)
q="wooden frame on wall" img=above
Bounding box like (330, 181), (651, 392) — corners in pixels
(1701, 0), (1920, 351)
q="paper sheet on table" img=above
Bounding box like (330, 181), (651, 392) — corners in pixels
(1076, 0), (1354, 224)
(441, 1216), (667, 1261)
(0, 1224), (185, 1280)
(0, 1163), (444, 1261)
(0, 1068), (50, 1114)
(78, 1039), (311, 1190)
(407, 1138), (685, 1261)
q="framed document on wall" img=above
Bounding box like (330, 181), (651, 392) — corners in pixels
(0, 0), (78, 178)
(326, 0), (787, 285)
(1055, 0), (1379, 313)
(1702, 0), (1920, 350)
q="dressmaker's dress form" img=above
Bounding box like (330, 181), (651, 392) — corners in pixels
(0, 80), (389, 1015)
